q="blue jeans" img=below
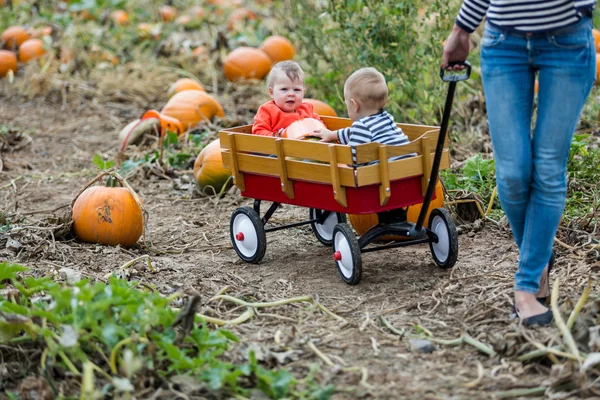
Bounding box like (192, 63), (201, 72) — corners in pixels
(480, 17), (595, 293)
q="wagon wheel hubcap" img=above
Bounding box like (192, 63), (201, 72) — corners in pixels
(233, 214), (258, 257)
(431, 215), (449, 262)
(334, 232), (354, 279)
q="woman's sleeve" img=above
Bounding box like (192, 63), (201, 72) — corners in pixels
(252, 107), (275, 136)
(456, 0), (490, 33)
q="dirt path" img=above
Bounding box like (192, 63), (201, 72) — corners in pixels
(1, 97), (584, 399)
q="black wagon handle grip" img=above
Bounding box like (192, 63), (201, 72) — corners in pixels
(440, 61), (471, 82)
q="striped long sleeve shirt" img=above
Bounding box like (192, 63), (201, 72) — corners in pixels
(337, 110), (410, 165)
(456, 0), (596, 33)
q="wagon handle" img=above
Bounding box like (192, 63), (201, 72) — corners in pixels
(413, 61), (470, 233)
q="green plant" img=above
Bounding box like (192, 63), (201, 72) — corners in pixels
(285, 0), (463, 125)
(0, 263), (333, 399)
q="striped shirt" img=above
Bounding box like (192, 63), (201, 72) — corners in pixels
(337, 110), (410, 165)
(456, 0), (596, 33)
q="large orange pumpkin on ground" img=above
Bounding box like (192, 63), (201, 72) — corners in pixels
(2, 26), (30, 50)
(72, 186), (143, 247)
(223, 47), (272, 82)
(0, 50), (17, 77)
(259, 35), (295, 63)
(167, 78), (205, 98)
(161, 90), (225, 131)
(348, 180), (445, 241)
(193, 139), (233, 195)
(303, 99), (337, 117)
(283, 118), (326, 139)
(18, 38), (45, 63)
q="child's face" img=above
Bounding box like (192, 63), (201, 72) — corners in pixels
(269, 74), (305, 113)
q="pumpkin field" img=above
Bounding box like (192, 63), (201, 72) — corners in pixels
(1, 0), (600, 399)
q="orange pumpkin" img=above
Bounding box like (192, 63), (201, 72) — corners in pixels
(167, 78), (205, 98)
(190, 6), (206, 19)
(159, 5), (178, 22)
(0, 50), (17, 77)
(18, 38), (45, 63)
(259, 35), (295, 63)
(2, 26), (30, 50)
(72, 186), (143, 247)
(30, 26), (52, 38)
(223, 47), (272, 81)
(593, 29), (600, 52)
(161, 90), (225, 130)
(303, 99), (337, 117)
(226, 8), (257, 31)
(193, 139), (233, 195)
(283, 118), (326, 139)
(596, 54), (600, 84)
(192, 45), (209, 59)
(140, 110), (183, 135)
(534, 79), (539, 94)
(348, 180), (445, 240)
(110, 10), (129, 25)
(175, 15), (192, 25)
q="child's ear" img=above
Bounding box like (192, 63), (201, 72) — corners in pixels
(268, 87), (274, 98)
(350, 99), (360, 113)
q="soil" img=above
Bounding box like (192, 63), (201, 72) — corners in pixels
(0, 91), (596, 399)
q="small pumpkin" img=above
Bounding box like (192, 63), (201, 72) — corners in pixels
(72, 185), (144, 247)
(161, 90), (224, 130)
(18, 38), (45, 63)
(223, 47), (272, 82)
(192, 45), (208, 60)
(159, 5), (178, 22)
(348, 180), (445, 241)
(226, 8), (257, 31)
(193, 139), (233, 196)
(175, 15), (192, 25)
(303, 99), (337, 117)
(167, 78), (205, 98)
(110, 10), (129, 25)
(283, 118), (326, 139)
(593, 29), (600, 52)
(0, 50), (17, 77)
(190, 6), (206, 19)
(30, 26), (52, 38)
(2, 26), (30, 50)
(534, 80), (539, 94)
(259, 35), (295, 63)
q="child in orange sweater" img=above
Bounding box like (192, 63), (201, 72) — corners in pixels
(252, 61), (322, 136)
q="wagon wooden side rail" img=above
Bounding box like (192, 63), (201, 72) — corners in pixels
(218, 116), (449, 215)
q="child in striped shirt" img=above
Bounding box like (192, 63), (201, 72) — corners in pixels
(311, 67), (410, 165)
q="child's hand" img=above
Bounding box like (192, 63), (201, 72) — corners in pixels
(275, 128), (285, 137)
(311, 128), (337, 142)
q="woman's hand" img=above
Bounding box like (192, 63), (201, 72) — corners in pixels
(442, 24), (471, 70)
(311, 128), (337, 142)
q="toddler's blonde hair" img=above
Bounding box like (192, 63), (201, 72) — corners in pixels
(267, 61), (304, 88)
(344, 67), (388, 110)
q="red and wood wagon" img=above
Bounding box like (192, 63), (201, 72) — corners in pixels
(218, 64), (470, 285)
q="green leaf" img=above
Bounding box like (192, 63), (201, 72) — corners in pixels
(93, 154), (115, 170)
(0, 262), (28, 282)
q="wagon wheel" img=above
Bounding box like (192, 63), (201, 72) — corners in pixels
(428, 208), (458, 269)
(309, 208), (347, 246)
(332, 223), (362, 285)
(230, 206), (267, 264)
